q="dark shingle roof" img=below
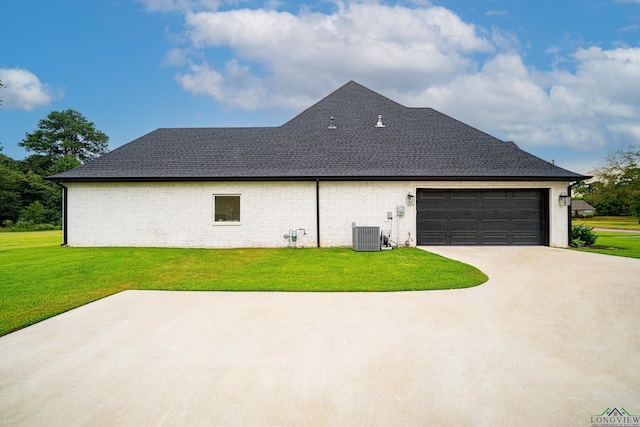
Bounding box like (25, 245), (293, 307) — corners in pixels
(49, 81), (588, 182)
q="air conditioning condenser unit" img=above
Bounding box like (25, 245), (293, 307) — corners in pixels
(352, 226), (380, 252)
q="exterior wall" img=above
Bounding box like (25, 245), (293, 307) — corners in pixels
(65, 181), (317, 248)
(318, 181), (416, 248)
(319, 180), (571, 248)
(64, 179), (572, 248)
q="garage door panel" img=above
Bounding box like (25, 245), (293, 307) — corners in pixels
(417, 189), (548, 246)
(482, 200), (508, 210)
(514, 212), (541, 221)
(512, 220), (540, 232)
(481, 189), (508, 197)
(421, 211), (448, 221)
(451, 190), (478, 198)
(481, 235), (508, 245)
(420, 233), (447, 245)
(512, 201), (539, 210)
(481, 220), (509, 231)
(481, 210), (509, 220)
(417, 190), (446, 203)
(451, 220), (477, 231)
(512, 189), (540, 197)
(451, 234), (479, 245)
(450, 210), (477, 220)
(451, 200), (476, 210)
(424, 220), (448, 231)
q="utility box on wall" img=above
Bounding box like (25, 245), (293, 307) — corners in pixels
(352, 226), (380, 252)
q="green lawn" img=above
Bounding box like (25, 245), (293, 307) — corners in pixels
(572, 231), (640, 259)
(0, 231), (487, 335)
(574, 215), (640, 230)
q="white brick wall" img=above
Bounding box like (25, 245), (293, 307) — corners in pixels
(65, 181), (317, 248)
(319, 180), (570, 247)
(65, 180), (571, 248)
(319, 181), (415, 247)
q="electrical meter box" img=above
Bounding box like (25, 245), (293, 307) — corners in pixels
(397, 206), (405, 217)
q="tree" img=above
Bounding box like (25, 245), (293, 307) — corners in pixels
(19, 109), (109, 163)
(0, 110), (99, 227)
(19, 200), (45, 224)
(585, 147), (640, 222)
(0, 152), (69, 227)
(0, 79), (4, 105)
(0, 153), (24, 224)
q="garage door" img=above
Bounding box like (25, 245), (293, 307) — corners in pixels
(417, 189), (548, 245)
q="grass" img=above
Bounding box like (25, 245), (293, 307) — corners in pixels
(0, 231), (487, 335)
(572, 231), (640, 259)
(574, 215), (640, 230)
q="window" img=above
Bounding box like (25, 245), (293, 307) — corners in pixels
(214, 195), (240, 222)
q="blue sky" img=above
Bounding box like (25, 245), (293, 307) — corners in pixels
(1, 0), (639, 175)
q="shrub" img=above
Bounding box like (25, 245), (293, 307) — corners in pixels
(0, 219), (60, 232)
(19, 201), (45, 224)
(572, 224), (597, 247)
(37, 223), (58, 231)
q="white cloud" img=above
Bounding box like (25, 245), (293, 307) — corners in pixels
(175, 60), (267, 109)
(419, 47), (640, 151)
(175, 62), (224, 99)
(572, 46), (606, 61)
(151, 1), (640, 154)
(607, 123), (640, 142)
(174, 3), (494, 107)
(0, 68), (59, 111)
(164, 47), (195, 66)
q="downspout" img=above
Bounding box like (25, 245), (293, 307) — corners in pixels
(567, 181), (581, 247)
(56, 181), (68, 246)
(316, 178), (320, 248)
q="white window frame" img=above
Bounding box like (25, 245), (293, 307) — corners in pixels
(213, 194), (241, 224)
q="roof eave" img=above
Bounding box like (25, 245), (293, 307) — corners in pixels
(46, 174), (592, 183)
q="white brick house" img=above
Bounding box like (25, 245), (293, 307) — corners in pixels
(49, 82), (588, 248)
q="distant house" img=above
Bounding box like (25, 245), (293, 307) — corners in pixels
(572, 200), (596, 217)
(48, 81), (589, 248)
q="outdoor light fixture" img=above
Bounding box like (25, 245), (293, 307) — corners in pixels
(558, 192), (571, 206)
(406, 192), (415, 206)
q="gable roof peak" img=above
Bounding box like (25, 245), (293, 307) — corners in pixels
(281, 80), (406, 131)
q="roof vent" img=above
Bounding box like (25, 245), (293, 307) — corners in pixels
(375, 115), (386, 128)
(328, 116), (337, 129)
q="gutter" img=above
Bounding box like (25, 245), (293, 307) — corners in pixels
(567, 180), (583, 247)
(44, 174), (591, 183)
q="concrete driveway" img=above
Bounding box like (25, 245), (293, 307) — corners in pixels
(1, 247), (639, 426)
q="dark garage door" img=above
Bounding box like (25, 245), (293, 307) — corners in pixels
(417, 189), (548, 245)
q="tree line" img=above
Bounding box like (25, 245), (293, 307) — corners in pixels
(576, 147), (640, 221)
(1, 109), (108, 229)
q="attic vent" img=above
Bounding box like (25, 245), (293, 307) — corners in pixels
(328, 116), (337, 129)
(375, 115), (385, 128)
